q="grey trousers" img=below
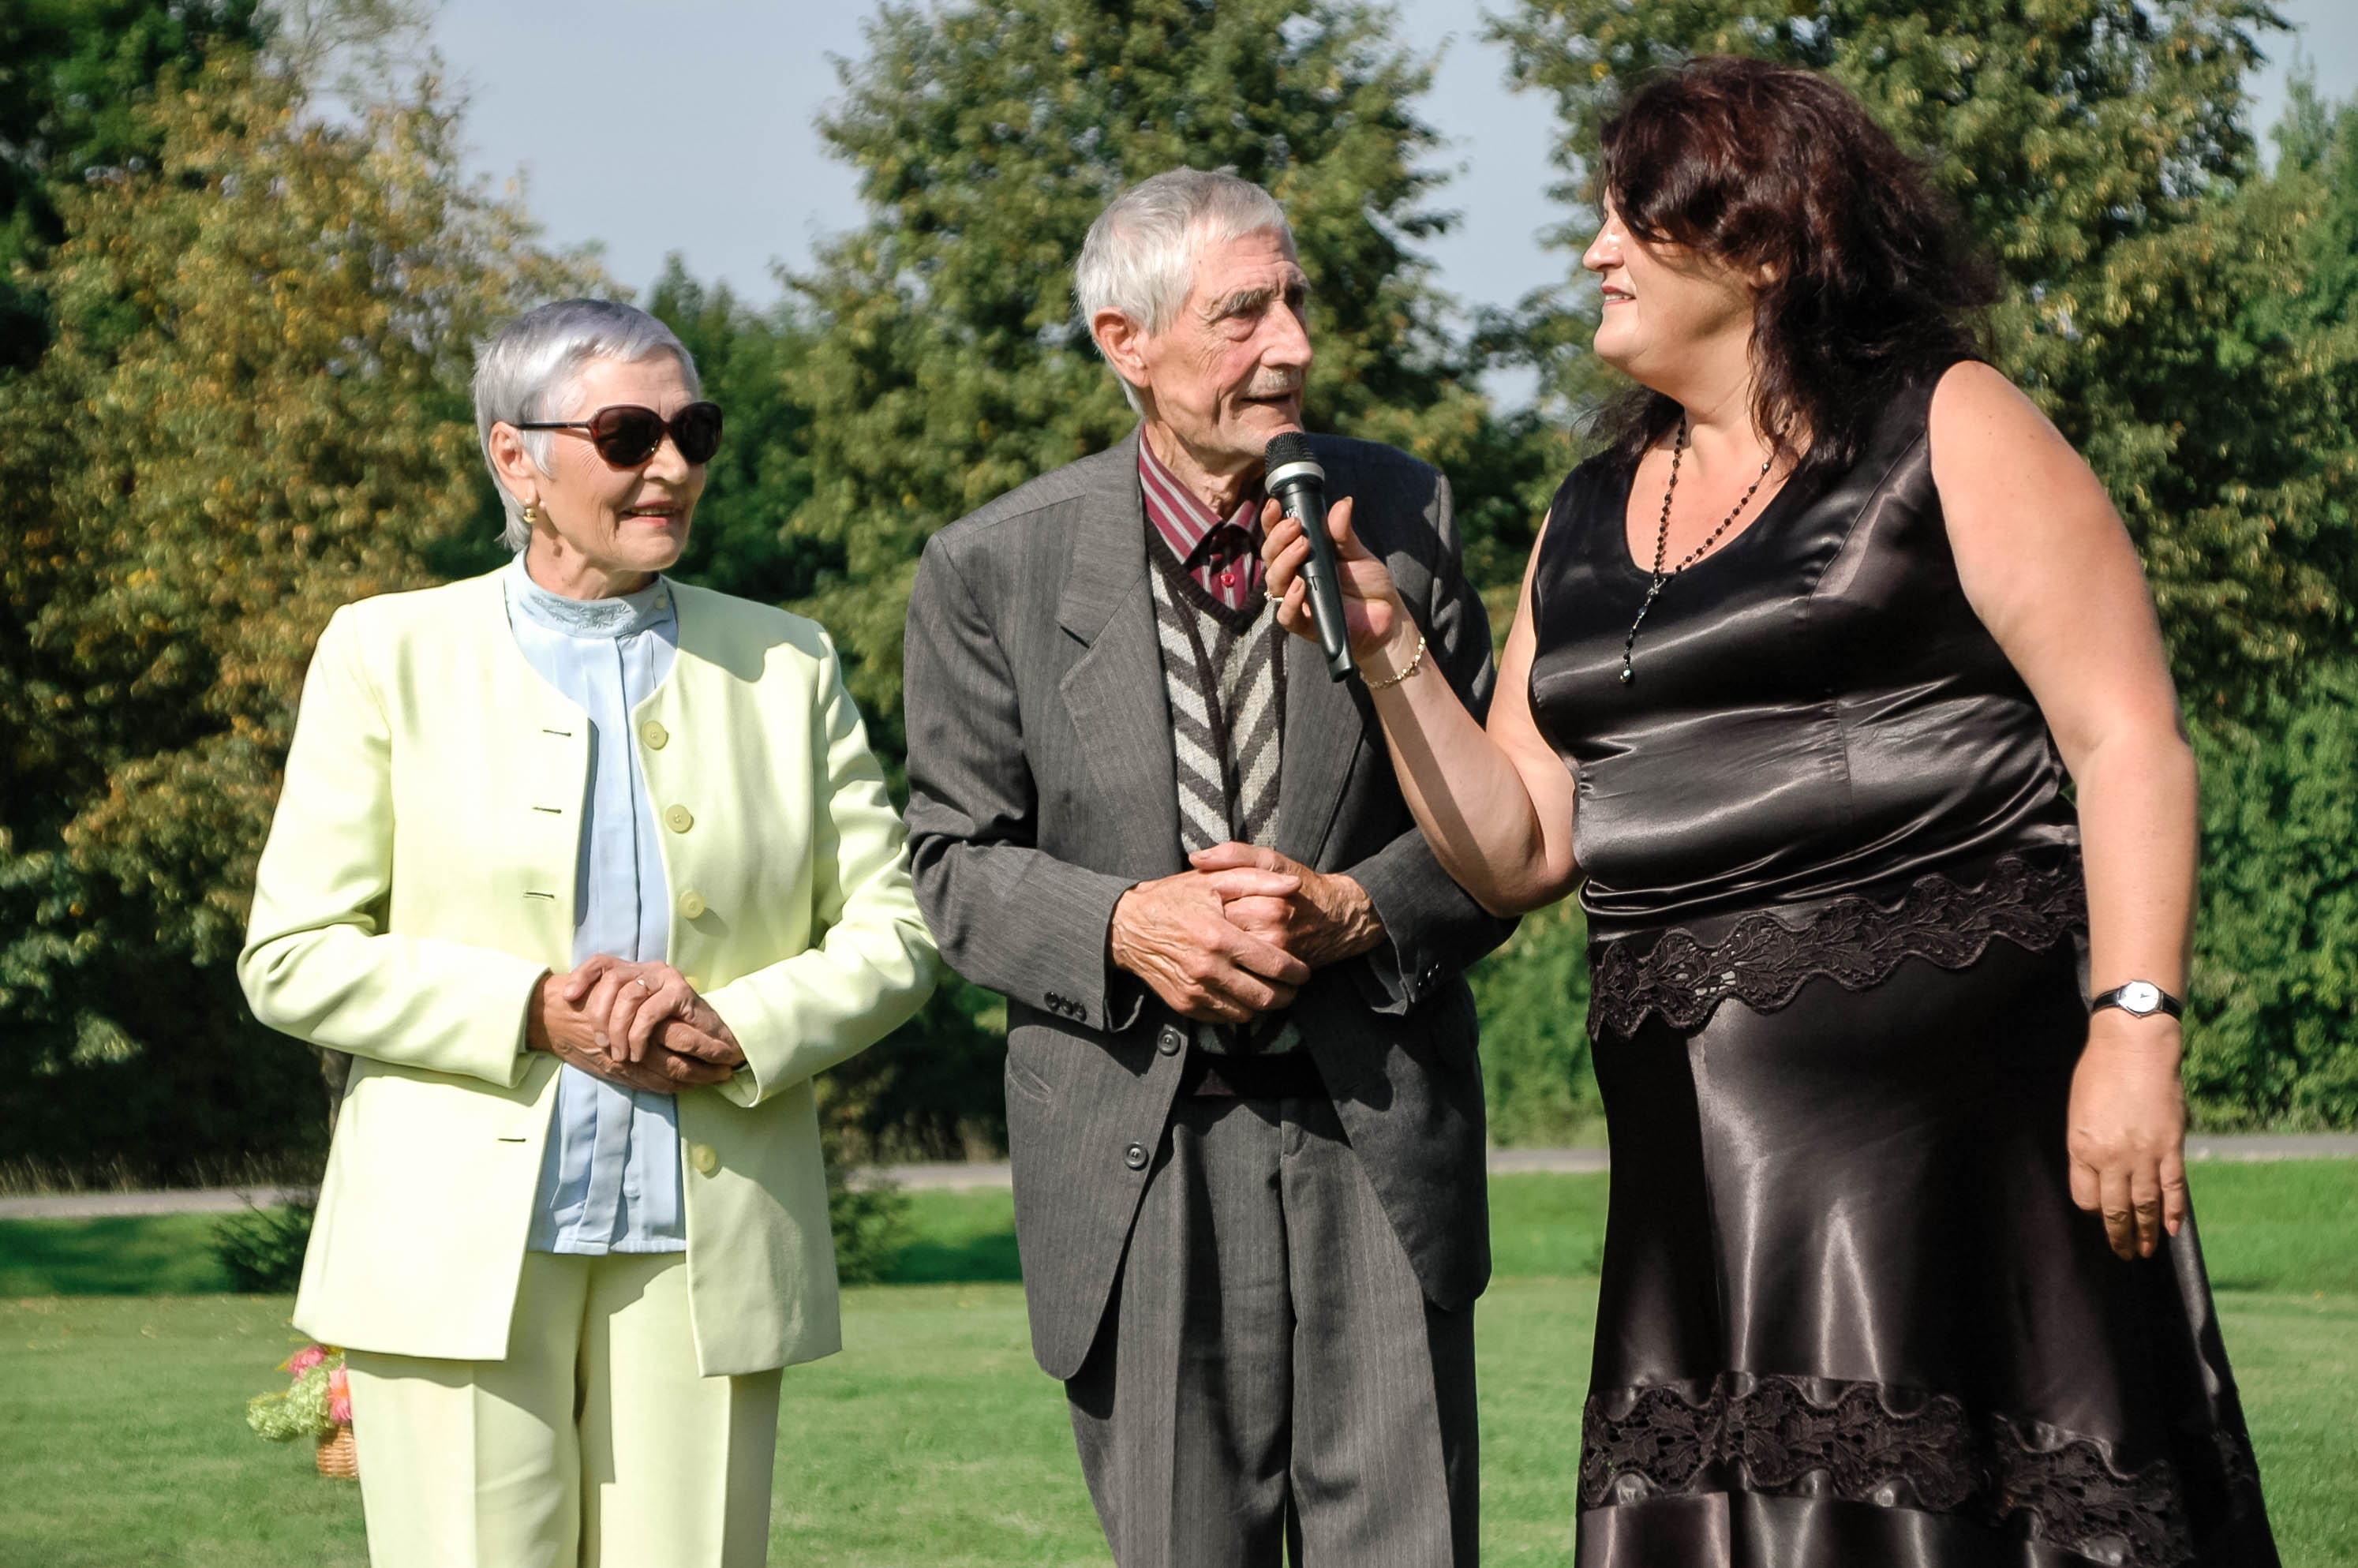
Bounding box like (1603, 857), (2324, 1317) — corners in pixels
(1065, 1091), (1478, 1567)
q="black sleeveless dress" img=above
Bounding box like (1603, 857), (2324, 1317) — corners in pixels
(1525, 370), (2278, 1568)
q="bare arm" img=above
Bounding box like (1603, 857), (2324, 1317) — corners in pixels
(1262, 499), (1581, 915)
(1932, 360), (2196, 1260)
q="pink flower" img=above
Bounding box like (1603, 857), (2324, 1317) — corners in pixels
(328, 1394), (353, 1424)
(288, 1345), (327, 1376)
(327, 1364), (348, 1396)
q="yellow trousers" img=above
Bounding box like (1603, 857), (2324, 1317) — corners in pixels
(345, 1251), (782, 1568)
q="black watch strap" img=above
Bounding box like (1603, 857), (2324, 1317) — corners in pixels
(2090, 981), (2184, 1020)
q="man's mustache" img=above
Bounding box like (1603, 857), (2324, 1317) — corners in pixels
(1242, 372), (1304, 399)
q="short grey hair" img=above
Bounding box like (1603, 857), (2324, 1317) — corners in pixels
(472, 298), (702, 552)
(1076, 167), (1294, 413)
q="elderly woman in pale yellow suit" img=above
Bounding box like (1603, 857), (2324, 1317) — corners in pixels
(240, 298), (937, 1568)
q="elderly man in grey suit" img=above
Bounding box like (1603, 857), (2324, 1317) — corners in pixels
(902, 167), (1506, 1567)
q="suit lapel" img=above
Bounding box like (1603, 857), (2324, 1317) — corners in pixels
(1058, 431), (1185, 876)
(1273, 625), (1365, 867)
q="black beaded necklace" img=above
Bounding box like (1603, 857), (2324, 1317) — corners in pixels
(1619, 414), (1776, 685)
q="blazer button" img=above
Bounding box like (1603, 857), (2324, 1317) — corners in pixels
(1157, 1024), (1185, 1057)
(641, 719), (670, 750)
(1123, 1141), (1149, 1171)
(679, 889), (707, 920)
(688, 1142), (718, 1176)
(664, 804), (694, 833)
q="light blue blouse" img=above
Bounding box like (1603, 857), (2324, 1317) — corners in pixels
(504, 556), (687, 1256)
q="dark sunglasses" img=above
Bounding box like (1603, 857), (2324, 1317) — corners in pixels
(515, 401), (724, 467)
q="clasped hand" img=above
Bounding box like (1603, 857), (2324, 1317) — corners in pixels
(1108, 844), (1383, 1024)
(526, 956), (747, 1094)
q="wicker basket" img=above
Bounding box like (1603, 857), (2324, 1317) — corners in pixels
(315, 1424), (358, 1479)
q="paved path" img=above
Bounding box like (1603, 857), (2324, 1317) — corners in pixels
(0, 1185), (317, 1221)
(5, 1134), (2347, 1218)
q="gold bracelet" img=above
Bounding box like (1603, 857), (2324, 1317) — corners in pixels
(1363, 631), (1428, 690)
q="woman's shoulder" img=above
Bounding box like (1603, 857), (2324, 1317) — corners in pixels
(320, 570), (504, 646)
(1919, 359), (2064, 485)
(1540, 448), (1631, 542)
(668, 581), (840, 675)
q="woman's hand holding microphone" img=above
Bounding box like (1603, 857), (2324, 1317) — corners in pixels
(1259, 495), (1420, 679)
(526, 955), (746, 1094)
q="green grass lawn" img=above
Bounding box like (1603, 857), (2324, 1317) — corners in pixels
(1, 1162), (2351, 1566)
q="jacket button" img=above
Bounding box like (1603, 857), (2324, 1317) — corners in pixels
(664, 804), (694, 833)
(1157, 1024), (1185, 1057)
(688, 1142), (718, 1176)
(679, 889), (707, 920)
(641, 719), (670, 750)
(1123, 1141), (1149, 1171)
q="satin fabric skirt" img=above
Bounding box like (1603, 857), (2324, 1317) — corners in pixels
(1579, 934), (2278, 1567)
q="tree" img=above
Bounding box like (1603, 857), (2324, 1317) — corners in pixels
(0, 44), (588, 1175)
(789, 0), (1551, 737)
(773, 0), (1562, 1157)
(2176, 86), (2358, 1131)
(1469, 900), (1603, 1145)
(643, 260), (829, 608)
(2185, 657), (2358, 1128)
(1489, 0), (2358, 720)
(0, 0), (267, 371)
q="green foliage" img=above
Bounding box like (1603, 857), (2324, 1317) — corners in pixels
(1488, 0), (2358, 720)
(822, 1116), (917, 1286)
(1468, 900), (1603, 1146)
(0, 0), (267, 369)
(772, 0), (1570, 1156)
(788, 0), (1552, 737)
(209, 1199), (315, 1294)
(0, 43), (592, 1172)
(645, 259), (832, 607)
(2188, 661), (2358, 1129)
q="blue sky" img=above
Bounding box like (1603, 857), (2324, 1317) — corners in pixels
(424, 0), (2356, 339)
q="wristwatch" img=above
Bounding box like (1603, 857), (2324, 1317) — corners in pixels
(2090, 980), (2184, 1020)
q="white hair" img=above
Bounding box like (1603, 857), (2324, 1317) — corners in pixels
(471, 299), (702, 552)
(1075, 167), (1295, 413)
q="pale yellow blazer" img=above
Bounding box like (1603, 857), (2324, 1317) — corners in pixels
(238, 570), (937, 1376)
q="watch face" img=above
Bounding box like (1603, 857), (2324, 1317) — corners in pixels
(2120, 981), (2163, 1015)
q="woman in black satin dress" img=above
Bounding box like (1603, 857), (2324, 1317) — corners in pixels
(1261, 56), (2277, 1568)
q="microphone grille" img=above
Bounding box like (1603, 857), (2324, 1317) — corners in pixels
(1264, 432), (1316, 467)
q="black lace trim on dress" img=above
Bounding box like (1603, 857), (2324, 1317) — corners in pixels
(1588, 852), (2086, 1038)
(1581, 1372), (2258, 1567)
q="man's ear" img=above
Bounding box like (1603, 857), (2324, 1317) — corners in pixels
(1091, 308), (1153, 402)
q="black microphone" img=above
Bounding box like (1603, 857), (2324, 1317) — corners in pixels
(1263, 432), (1353, 682)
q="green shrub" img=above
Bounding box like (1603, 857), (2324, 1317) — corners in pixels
(2188, 660), (2358, 1130)
(828, 1172), (915, 1287)
(208, 1199), (314, 1293)
(1469, 900), (1604, 1147)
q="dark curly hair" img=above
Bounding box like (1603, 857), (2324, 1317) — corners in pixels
(1596, 56), (1997, 475)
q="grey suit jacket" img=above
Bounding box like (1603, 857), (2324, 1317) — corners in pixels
(903, 428), (1510, 1379)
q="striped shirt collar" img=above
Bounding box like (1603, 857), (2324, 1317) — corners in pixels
(1137, 432), (1267, 609)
